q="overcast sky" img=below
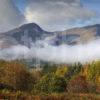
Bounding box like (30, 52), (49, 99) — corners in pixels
(0, 0), (100, 32)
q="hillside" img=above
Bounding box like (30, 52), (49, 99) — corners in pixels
(0, 23), (100, 48)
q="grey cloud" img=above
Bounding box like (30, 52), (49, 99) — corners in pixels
(24, 0), (95, 31)
(25, 0), (80, 4)
(0, 0), (25, 32)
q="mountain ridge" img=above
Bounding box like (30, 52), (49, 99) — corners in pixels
(0, 23), (100, 48)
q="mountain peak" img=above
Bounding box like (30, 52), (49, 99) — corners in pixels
(0, 23), (100, 49)
(19, 23), (43, 32)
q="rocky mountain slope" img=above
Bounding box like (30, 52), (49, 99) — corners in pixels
(0, 23), (100, 48)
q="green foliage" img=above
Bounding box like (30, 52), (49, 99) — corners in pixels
(34, 73), (53, 93)
(0, 60), (100, 96)
(87, 61), (100, 84)
(49, 75), (66, 93)
(34, 73), (66, 93)
(42, 63), (57, 74)
(67, 63), (83, 80)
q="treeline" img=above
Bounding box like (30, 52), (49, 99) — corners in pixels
(0, 60), (100, 99)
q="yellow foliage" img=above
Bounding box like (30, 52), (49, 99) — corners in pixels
(82, 64), (89, 77)
(95, 76), (100, 86)
(55, 65), (68, 77)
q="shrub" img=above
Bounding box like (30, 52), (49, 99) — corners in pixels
(30, 69), (43, 82)
(49, 75), (66, 93)
(67, 75), (88, 93)
(34, 73), (66, 93)
(34, 73), (53, 93)
(88, 82), (96, 93)
(55, 65), (68, 77)
(67, 63), (83, 78)
(1, 61), (35, 91)
(87, 61), (100, 84)
(42, 63), (57, 74)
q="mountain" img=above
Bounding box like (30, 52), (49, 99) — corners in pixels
(0, 23), (100, 48)
(51, 24), (100, 45)
(0, 23), (53, 48)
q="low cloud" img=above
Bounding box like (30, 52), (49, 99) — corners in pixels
(0, 39), (100, 64)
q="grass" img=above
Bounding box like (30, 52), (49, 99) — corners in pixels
(0, 92), (100, 100)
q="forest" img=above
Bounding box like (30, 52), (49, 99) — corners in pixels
(0, 60), (100, 100)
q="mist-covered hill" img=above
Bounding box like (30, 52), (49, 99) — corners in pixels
(0, 23), (100, 48)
